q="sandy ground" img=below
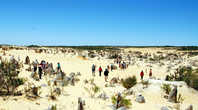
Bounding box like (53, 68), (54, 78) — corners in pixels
(0, 47), (198, 110)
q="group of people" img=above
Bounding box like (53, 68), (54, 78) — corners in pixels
(140, 69), (153, 80)
(119, 61), (128, 69)
(92, 64), (110, 82)
(114, 57), (128, 70)
(32, 59), (61, 80)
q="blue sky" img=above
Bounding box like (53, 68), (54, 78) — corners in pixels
(0, 0), (197, 46)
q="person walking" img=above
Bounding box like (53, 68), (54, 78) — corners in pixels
(149, 69), (152, 78)
(140, 70), (144, 80)
(92, 64), (96, 76)
(38, 64), (43, 79)
(104, 68), (109, 82)
(111, 64), (113, 71)
(57, 62), (61, 72)
(33, 60), (38, 73)
(99, 66), (103, 77)
(107, 65), (110, 71)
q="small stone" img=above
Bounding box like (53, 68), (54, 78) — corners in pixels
(69, 72), (75, 77)
(97, 92), (108, 100)
(77, 72), (81, 76)
(186, 105), (193, 110)
(110, 77), (118, 84)
(161, 106), (169, 110)
(117, 107), (127, 110)
(168, 86), (177, 103)
(54, 88), (61, 95)
(135, 94), (145, 103)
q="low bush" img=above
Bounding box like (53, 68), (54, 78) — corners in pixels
(161, 84), (172, 95)
(51, 105), (57, 110)
(177, 93), (185, 103)
(111, 95), (132, 108)
(92, 84), (100, 94)
(169, 66), (198, 90)
(0, 60), (25, 95)
(122, 76), (137, 89)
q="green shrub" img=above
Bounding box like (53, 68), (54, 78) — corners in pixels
(122, 76), (137, 89)
(177, 93), (185, 103)
(51, 105), (57, 110)
(0, 60), (24, 95)
(111, 95), (132, 108)
(161, 84), (172, 95)
(190, 76), (198, 90)
(92, 85), (100, 94)
(84, 84), (100, 98)
(174, 66), (198, 90)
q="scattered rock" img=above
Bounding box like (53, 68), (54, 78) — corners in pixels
(36, 102), (40, 105)
(161, 106), (169, 110)
(186, 105), (193, 110)
(13, 98), (18, 101)
(168, 86), (177, 103)
(54, 88), (61, 95)
(65, 76), (71, 82)
(77, 72), (81, 76)
(70, 76), (75, 86)
(97, 92), (108, 100)
(69, 72), (75, 77)
(32, 87), (39, 96)
(110, 77), (119, 84)
(78, 97), (85, 110)
(111, 105), (127, 110)
(124, 89), (134, 95)
(84, 79), (89, 84)
(135, 94), (145, 103)
(117, 107), (127, 110)
(25, 56), (30, 64)
(105, 83), (115, 87)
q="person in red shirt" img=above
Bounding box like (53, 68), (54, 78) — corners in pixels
(99, 66), (103, 77)
(149, 69), (152, 78)
(140, 70), (144, 80)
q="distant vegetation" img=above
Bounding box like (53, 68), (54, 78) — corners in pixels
(178, 46), (198, 51)
(44, 46), (120, 51)
(0, 44), (196, 51)
(27, 45), (40, 48)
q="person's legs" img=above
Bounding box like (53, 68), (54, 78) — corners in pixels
(34, 67), (37, 72)
(57, 67), (60, 72)
(99, 71), (101, 76)
(105, 76), (106, 82)
(39, 72), (42, 79)
(141, 76), (143, 80)
(92, 70), (95, 76)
